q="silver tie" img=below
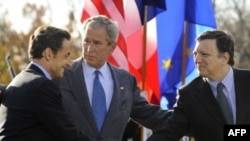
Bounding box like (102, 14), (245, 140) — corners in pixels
(216, 82), (233, 124)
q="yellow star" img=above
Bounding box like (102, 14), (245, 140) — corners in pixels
(163, 59), (171, 70)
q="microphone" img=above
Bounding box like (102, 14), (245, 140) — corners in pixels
(5, 53), (16, 79)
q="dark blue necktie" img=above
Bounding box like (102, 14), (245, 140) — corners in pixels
(92, 70), (107, 132)
(217, 82), (234, 124)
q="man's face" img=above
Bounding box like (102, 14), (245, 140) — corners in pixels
(49, 39), (72, 78)
(193, 39), (226, 80)
(82, 26), (115, 69)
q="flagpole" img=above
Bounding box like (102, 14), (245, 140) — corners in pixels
(140, 4), (148, 141)
(181, 21), (196, 141)
(142, 6), (148, 90)
(181, 21), (188, 85)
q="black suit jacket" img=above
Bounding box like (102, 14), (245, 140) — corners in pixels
(147, 68), (250, 141)
(56, 57), (169, 141)
(0, 84), (6, 103)
(0, 63), (87, 141)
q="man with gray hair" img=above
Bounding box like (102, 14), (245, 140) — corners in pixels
(56, 15), (170, 141)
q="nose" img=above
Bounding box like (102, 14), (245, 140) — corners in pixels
(86, 43), (95, 52)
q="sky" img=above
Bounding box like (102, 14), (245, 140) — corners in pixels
(0, 0), (84, 33)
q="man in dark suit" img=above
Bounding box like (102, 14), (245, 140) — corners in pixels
(0, 26), (88, 141)
(147, 30), (250, 141)
(56, 15), (169, 141)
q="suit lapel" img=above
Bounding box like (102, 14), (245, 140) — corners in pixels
(68, 58), (97, 131)
(27, 63), (46, 77)
(101, 64), (126, 135)
(194, 78), (225, 124)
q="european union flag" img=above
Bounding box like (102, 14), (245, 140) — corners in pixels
(135, 0), (166, 24)
(156, 0), (217, 109)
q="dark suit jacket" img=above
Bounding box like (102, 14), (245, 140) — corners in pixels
(0, 84), (6, 103)
(0, 63), (87, 141)
(147, 68), (250, 141)
(57, 57), (169, 141)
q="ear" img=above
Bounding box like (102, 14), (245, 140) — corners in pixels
(43, 48), (52, 61)
(109, 43), (117, 54)
(223, 52), (230, 64)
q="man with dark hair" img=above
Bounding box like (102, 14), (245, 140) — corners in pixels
(147, 30), (250, 141)
(0, 26), (87, 141)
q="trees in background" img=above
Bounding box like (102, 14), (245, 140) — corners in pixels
(215, 0), (250, 68)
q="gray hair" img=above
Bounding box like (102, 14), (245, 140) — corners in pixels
(82, 15), (119, 44)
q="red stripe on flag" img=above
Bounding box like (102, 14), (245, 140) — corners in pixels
(80, 10), (90, 23)
(108, 55), (119, 67)
(117, 33), (127, 58)
(113, 1), (124, 18)
(92, 0), (109, 16)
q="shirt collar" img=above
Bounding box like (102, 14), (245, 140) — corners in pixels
(206, 67), (233, 92)
(221, 67), (234, 92)
(31, 61), (52, 80)
(83, 61), (109, 77)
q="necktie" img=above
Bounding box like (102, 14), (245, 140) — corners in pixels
(92, 70), (107, 132)
(216, 82), (234, 124)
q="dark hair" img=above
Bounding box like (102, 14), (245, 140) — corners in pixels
(196, 30), (234, 66)
(28, 25), (71, 59)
